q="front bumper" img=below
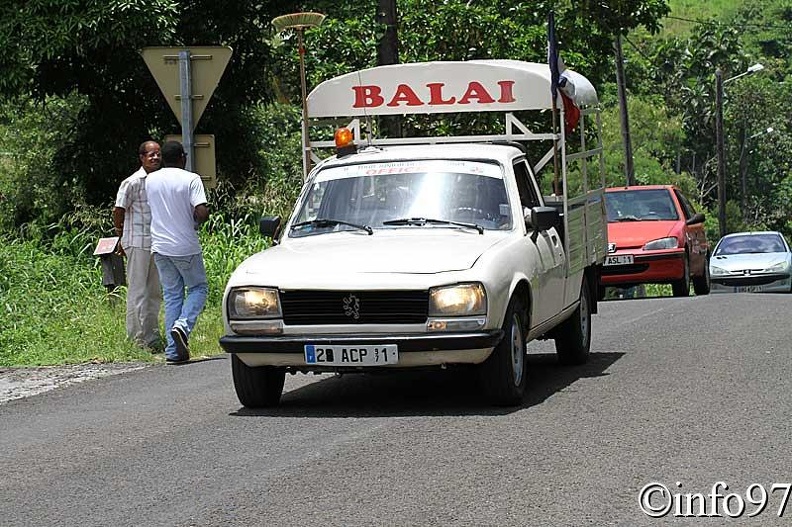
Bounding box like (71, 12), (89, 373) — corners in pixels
(600, 250), (685, 287)
(220, 330), (504, 368)
(710, 273), (791, 293)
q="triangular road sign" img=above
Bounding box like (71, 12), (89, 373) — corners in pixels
(141, 46), (232, 129)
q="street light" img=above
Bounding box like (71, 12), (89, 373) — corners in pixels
(715, 63), (764, 237)
(749, 126), (774, 140)
(272, 12), (326, 180)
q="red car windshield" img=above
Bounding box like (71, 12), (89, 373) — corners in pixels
(605, 189), (679, 222)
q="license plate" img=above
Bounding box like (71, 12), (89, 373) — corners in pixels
(605, 254), (634, 266)
(304, 344), (399, 365)
(735, 285), (763, 293)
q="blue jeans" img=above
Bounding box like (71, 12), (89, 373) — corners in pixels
(153, 253), (208, 360)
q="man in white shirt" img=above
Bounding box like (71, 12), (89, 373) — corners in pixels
(146, 141), (210, 364)
(113, 140), (163, 352)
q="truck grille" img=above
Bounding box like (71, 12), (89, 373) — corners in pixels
(280, 290), (429, 325)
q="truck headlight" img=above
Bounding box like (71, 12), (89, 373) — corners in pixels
(428, 283), (486, 317)
(643, 237), (678, 250)
(227, 287), (282, 319)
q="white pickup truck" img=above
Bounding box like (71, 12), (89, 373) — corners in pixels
(219, 60), (607, 407)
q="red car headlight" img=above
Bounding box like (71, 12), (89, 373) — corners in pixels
(643, 236), (679, 250)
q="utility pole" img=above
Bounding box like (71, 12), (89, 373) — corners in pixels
(377, 0), (401, 139)
(738, 128), (748, 221)
(715, 68), (727, 238)
(614, 34), (635, 186)
(377, 0), (399, 65)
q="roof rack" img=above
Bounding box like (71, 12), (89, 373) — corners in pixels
(304, 60), (602, 182)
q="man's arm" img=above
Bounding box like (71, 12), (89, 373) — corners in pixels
(112, 206), (126, 256)
(112, 207), (125, 236)
(193, 203), (209, 225)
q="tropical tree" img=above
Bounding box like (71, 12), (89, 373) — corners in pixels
(0, 0), (303, 228)
(649, 22), (750, 181)
(0, 0), (686, 234)
(724, 72), (792, 231)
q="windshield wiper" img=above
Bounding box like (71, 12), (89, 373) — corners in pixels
(613, 216), (640, 222)
(382, 217), (484, 234)
(291, 218), (373, 235)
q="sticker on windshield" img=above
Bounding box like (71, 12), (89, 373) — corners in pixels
(316, 159), (502, 182)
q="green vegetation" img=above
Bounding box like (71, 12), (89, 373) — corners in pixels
(0, 233), (148, 366)
(662, 0), (747, 35)
(0, 212), (270, 367)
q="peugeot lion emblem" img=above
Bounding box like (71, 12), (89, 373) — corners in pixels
(608, 243), (616, 253)
(343, 293), (361, 320)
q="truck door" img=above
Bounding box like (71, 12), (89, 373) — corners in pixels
(513, 160), (565, 325)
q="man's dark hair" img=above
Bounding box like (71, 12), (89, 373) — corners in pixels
(161, 141), (185, 166)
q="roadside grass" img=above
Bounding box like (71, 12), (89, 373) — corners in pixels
(0, 213), (269, 368)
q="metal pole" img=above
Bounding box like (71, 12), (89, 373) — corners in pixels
(614, 34), (635, 186)
(738, 129), (748, 220)
(179, 50), (195, 172)
(297, 29), (311, 180)
(715, 68), (726, 238)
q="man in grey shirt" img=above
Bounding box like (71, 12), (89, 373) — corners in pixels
(113, 140), (163, 352)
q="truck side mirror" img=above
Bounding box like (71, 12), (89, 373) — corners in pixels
(526, 206), (560, 233)
(259, 216), (282, 238)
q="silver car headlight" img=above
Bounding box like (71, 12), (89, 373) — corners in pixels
(766, 261), (789, 273)
(643, 237), (679, 251)
(227, 287), (282, 319)
(710, 265), (727, 276)
(428, 283), (487, 317)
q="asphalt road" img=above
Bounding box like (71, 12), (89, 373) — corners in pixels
(2, 293), (792, 526)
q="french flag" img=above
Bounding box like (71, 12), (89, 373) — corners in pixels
(548, 11), (581, 134)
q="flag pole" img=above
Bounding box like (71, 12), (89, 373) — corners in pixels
(548, 11), (561, 196)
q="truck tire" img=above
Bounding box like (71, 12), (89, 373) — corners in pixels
(692, 257), (711, 295)
(555, 278), (591, 365)
(672, 257), (691, 297)
(479, 296), (528, 406)
(231, 354), (286, 408)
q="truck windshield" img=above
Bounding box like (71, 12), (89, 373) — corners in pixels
(290, 160), (512, 237)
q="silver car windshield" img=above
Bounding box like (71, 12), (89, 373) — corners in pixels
(715, 234), (787, 255)
(290, 160), (512, 237)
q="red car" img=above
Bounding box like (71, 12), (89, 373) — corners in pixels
(600, 185), (710, 297)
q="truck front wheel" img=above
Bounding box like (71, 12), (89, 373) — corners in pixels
(479, 296), (528, 406)
(231, 355), (286, 408)
(555, 278), (592, 365)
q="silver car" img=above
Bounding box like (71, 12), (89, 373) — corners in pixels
(710, 231), (792, 293)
